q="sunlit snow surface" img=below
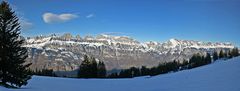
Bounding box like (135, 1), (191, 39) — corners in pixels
(1, 57), (240, 91)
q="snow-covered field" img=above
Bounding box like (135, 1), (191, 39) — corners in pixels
(1, 57), (240, 91)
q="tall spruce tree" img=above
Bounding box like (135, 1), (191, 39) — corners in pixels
(231, 48), (239, 57)
(78, 55), (91, 78)
(78, 55), (107, 78)
(228, 50), (232, 58)
(140, 66), (149, 76)
(0, 1), (31, 88)
(236, 48), (239, 56)
(90, 57), (98, 78)
(213, 51), (219, 61)
(97, 61), (106, 78)
(219, 50), (224, 59)
(205, 53), (211, 64)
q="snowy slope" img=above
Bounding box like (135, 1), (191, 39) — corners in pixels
(1, 57), (240, 91)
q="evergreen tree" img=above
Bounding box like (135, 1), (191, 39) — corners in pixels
(231, 48), (239, 57)
(107, 73), (118, 78)
(0, 1), (32, 88)
(213, 51), (219, 61)
(89, 57), (98, 78)
(205, 53), (212, 64)
(78, 55), (107, 78)
(78, 55), (91, 78)
(140, 66), (149, 76)
(228, 50), (232, 58)
(180, 59), (189, 70)
(189, 53), (206, 68)
(219, 50), (224, 59)
(130, 67), (141, 77)
(236, 48), (239, 56)
(97, 61), (107, 78)
(33, 69), (56, 77)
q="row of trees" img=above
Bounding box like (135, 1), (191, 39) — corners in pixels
(77, 55), (107, 78)
(31, 69), (57, 77)
(108, 60), (188, 78)
(108, 48), (239, 78)
(188, 53), (211, 69)
(213, 48), (239, 61)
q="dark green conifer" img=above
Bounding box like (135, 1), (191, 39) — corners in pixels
(0, 1), (32, 88)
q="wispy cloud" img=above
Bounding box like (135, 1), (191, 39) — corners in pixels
(86, 14), (95, 18)
(20, 20), (33, 31)
(42, 13), (78, 24)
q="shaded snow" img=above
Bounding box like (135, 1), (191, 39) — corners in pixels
(1, 57), (240, 91)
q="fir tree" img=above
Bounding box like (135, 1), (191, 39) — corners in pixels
(213, 51), (219, 61)
(97, 61), (106, 78)
(140, 66), (149, 76)
(205, 53), (211, 64)
(89, 57), (98, 78)
(219, 50), (224, 59)
(78, 55), (107, 78)
(78, 55), (91, 78)
(236, 48), (239, 56)
(231, 48), (239, 57)
(228, 50), (232, 58)
(0, 1), (32, 88)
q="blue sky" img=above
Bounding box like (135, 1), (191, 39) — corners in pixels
(4, 0), (240, 46)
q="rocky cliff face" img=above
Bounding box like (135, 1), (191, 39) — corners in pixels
(23, 34), (235, 72)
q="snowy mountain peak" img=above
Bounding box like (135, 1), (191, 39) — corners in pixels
(23, 34), (236, 72)
(24, 34), (235, 50)
(169, 38), (180, 47)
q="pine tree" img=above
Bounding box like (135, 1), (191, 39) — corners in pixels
(231, 48), (239, 57)
(140, 66), (149, 76)
(236, 48), (239, 56)
(78, 55), (107, 78)
(228, 50), (232, 58)
(0, 1), (32, 88)
(97, 61), (106, 78)
(219, 50), (224, 59)
(213, 51), (219, 61)
(78, 55), (91, 78)
(205, 53), (211, 64)
(89, 57), (98, 78)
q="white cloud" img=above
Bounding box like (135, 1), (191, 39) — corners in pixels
(86, 14), (95, 18)
(20, 20), (33, 31)
(42, 13), (78, 24)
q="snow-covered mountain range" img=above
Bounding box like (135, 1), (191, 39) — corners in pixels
(23, 34), (235, 74)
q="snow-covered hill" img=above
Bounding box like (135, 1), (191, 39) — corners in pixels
(1, 57), (240, 91)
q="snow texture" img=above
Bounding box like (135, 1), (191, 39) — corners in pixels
(1, 57), (240, 91)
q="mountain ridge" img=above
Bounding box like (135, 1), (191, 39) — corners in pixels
(23, 33), (236, 75)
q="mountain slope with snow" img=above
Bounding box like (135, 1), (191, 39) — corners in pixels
(23, 34), (235, 74)
(1, 57), (240, 91)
